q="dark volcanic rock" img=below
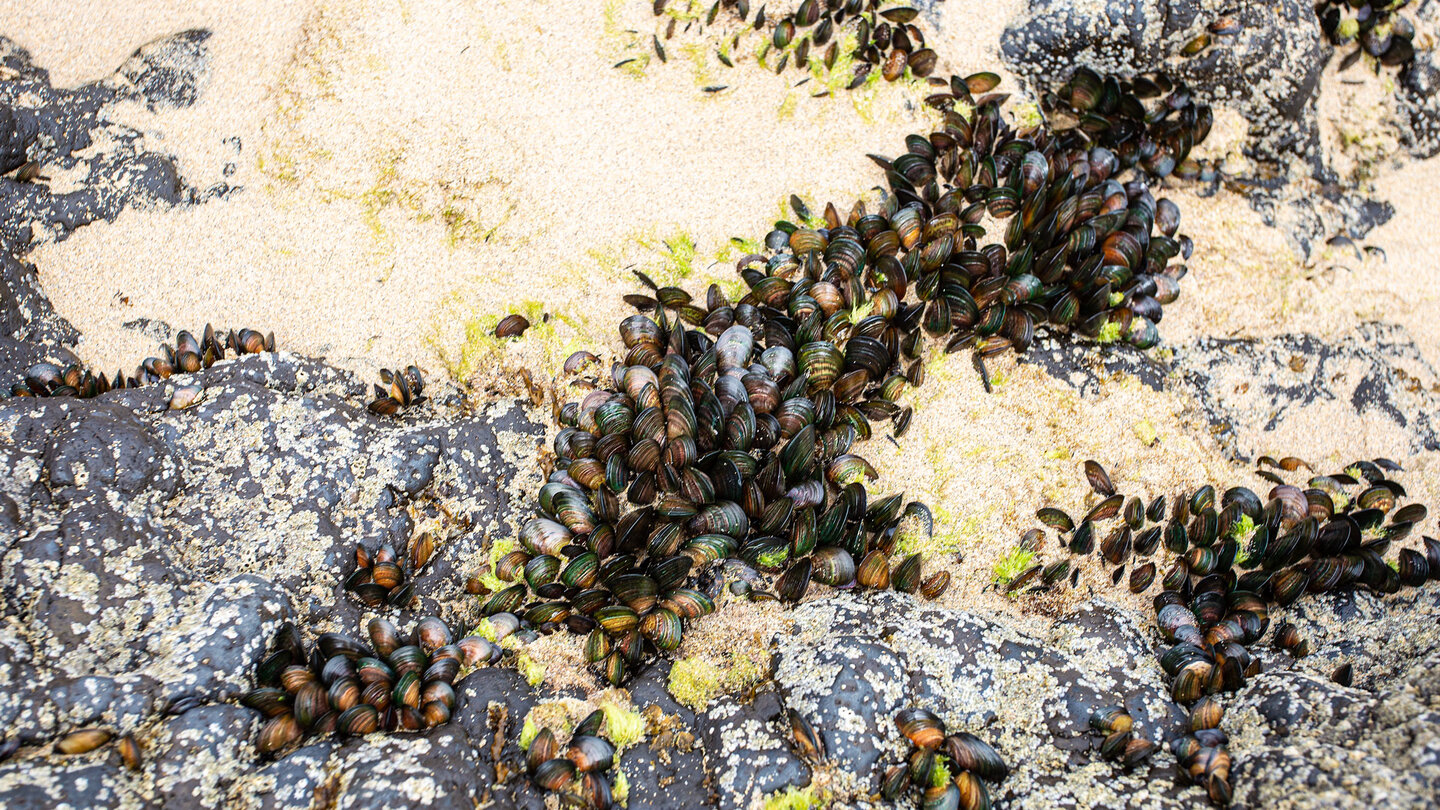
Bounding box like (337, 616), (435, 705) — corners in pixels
(1021, 322), (1440, 462)
(625, 662), (712, 810)
(0, 30), (226, 256)
(1225, 590), (1440, 809)
(0, 352), (545, 810)
(1017, 331), (1167, 397)
(1397, 1), (1440, 159)
(759, 592), (1200, 809)
(0, 100), (26, 175)
(700, 685), (811, 809)
(0, 250), (80, 384)
(998, 0), (1400, 250)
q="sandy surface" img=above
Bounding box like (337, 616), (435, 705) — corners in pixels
(4, 0), (1438, 676)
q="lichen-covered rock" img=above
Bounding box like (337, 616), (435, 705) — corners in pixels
(0, 101), (27, 176)
(0, 251), (80, 384)
(0, 352), (545, 810)
(624, 662), (712, 810)
(1397, 0), (1440, 159)
(758, 592), (1200, 808)
(698, 686), (809, 810)
(1225, 609), (1440, 808)
(1017, 331), (1166, 397)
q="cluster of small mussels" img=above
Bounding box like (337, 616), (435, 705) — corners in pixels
(367, 366), (426, 416)
(526, 711), (621, 810)
(1085, 705), (1158, 768)
(1041, 67), (1214, 183)
(653, 0), (941, 82)
(343, 533), (436, 608)
(879, 708), (1008, 809)
(8, 325), (274, 399)
(1317, 0), (1417, 68)
(857, 71), (1197, 355)
(1022, 458), (1437, 805)
(240, 617), (500, 757)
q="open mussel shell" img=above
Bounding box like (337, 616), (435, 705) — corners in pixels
(857, 549), (891, 589)
(533, 756), (578, 791)
(168, 383), (203, 410)
(495, 314), (531, 338)
(922, 783), (961, 810)
(117, 734), (142, 770)
(256, 714), (301, 755)
(776, 558), (813, 602)
(528, 728), (559, 773)
(920, 570), (951, 599)
(639, 607), (683, 651)
(56, 728), (113, 755)
(1121, 736), (1157, 768)
(895, 707), (945, 750)
(953, 769), (991, 810)
(783, 708), (826, 763)
(567, 734), (615, 773)
(812, 546), (856, 587)
(880, 763), (911, 800)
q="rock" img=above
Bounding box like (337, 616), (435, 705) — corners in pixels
(1173, 322), (1440, 459)
(0, 250), (80, 384)
(1226, 635), (1440, 808)
(151, 704), (255, 808)
(112, 29), (213, 111)
(765, 592), (1199, 808)
(997, 0), (1398, 252)
(0, 101), (27, 175)
(1397, 1), (1440, 158)
(1017, 331), (1166, 397)
(1000, 0), (1327, 174)
(698, 686), (810, 810)
(0, 761), (143, 809)
(0, 350), (544, 807)
(624, 662), (711, 810)
(0, 31), (223, 256)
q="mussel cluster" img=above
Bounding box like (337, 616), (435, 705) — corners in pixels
(1041, 67), (1214, 183)
(654, 0), (941, 82)
(879, 708), (1008, 810)
(1086, 705), (1158, 769)
(526, 710), (621, 810)
(7, 324), (274, 399)
(857, 73), (1196, 354)
(343, 533), (436, 608)
(1022, 457), (1437, 804)
(367, 366), (426, 415)
(1317, 0), (1417, 68)
(475, 64), (1209, 687)
(240, 617), (500, 756)
(485, 288), (952, 685)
